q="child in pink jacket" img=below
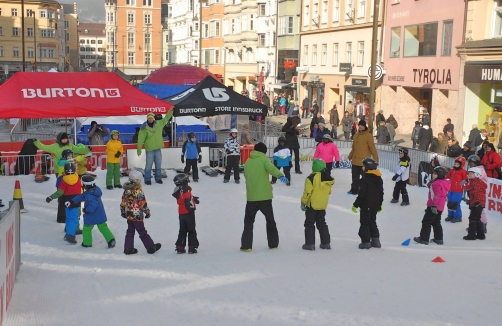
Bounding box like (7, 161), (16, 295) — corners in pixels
(313, 134), (340, 176)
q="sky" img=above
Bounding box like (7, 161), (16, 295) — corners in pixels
(76, 0), (105, 23)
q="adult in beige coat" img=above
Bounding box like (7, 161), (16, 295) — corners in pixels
(241, 124), (254, 145)
(347, 119), (379, 194)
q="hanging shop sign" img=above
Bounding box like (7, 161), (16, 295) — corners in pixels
(464, 63), (502, 84)
(352, 78), (367, 86)
(339, 63), (352, 74)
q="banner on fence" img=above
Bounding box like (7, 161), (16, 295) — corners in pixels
(487, 178), (502, 215)
(0, 203), (19, 325)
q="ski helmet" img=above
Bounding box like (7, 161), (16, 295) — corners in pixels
(433, 166), (448, 179)
(278, 136), (286, 143)
(81, 175), (96, 189)
(454, 156), (466, 168)
(173, 173), (190, 186)
(468, 167), (482, 178)
(64, 162), (76, 175)
(322, 134), (332, 141)
(398, 148), (409, 155)
(312, 158), (326, 172)
(230, 128), (238, 133)
(62, 149), (73, 160)
(467, 155), (481, 166)
(111, 130), (120, 136)
(128, 170), (143, 184)
(362, 158), (378, 170)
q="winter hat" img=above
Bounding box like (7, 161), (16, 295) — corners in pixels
(147, 113), (155, 119)
(111, 130), (120, 135)
(254, 142), (267, 154)
(377, 110), (383, 114)
(358, 120), (367, 128)
(312, 158), (326, 173)
(318, 122), (325, 128)
(81, 175), (96, 188)
(90, 121), (97, 127)
(60, 132), (69, 140)
(463, 141), (471, 148)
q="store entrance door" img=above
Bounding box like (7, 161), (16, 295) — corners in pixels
(419, 89), (433, 116)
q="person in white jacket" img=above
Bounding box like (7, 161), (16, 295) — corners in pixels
(390, 148), (410, 206)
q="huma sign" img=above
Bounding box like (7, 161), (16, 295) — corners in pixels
(464, 63), (502, 84)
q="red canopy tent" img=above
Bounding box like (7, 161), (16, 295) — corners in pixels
(0, 72), (173, 118)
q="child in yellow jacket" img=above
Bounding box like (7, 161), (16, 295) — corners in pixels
(106, 130), (124, 189)
(301, 158), (334, 251)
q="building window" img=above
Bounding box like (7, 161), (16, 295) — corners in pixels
(28, 47), (34, 58)
(494, 0), (502, 37)
(143, 0), (152, 6)
(47, 11), (55, 19)
(144, 13), (151, 24)
(231, 19), (235, 34)
(258, 3), (266, 16)
(144, 33), (151, 45)
(303, 45), (308, 65)
(312, 44), (317, 65)
(65, 20), (69, 28)
(126, 0), (136, 5)
(321, 1), (328, 24)
(304, 5), (309, 26)
(27, 10), (33, 17)
(91, 40), (96, 44)
(347, 0), (353, 20)
(144, 52), (151, 64)
(0, 8), (2, 16)
(242, 14), (247, 31)
(128, 32), (134, 45)
(66, 46), (70, 54)
(358, 0), (366, 18)
(346, 42), (352, 63)
(128, 13), (134, 24)
(333, 43), (339, 66)
(404, 22), (438, 57)
(194, 40), (199, 49)
(41, 29), (55, 38)
(12, 27), (19, 36)
(333, 0), (340, 22)
(13, 47), (19, 57)
(390, 27), (400, 58)
(11, 8), (17, 16)
(357, 41), (364, 66)
(279, 16), (294, 35)
(165, 52), (169, 61)
(39, 10), (46, 18)
(165, 34), (169, 42)
(98, 40), (103, 44)
(203, 23), (209, 38)
(258, 33), (266, 46)
(27, 28), (34, 37)
(250, 14), (255, 30)
(66, 32), (70, 41)
(128, 52), (134, 64)
(223, 19), (228, 35)
(0, 46), (3, 57)
(0, 27), (2, 36)
(321, 44), (327, 65)
(210, 21), (220, 37)
(441, 20), (453, 56)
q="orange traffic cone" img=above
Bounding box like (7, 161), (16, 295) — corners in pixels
(13, 180), (28, 213)
(432, 256), (445, 263)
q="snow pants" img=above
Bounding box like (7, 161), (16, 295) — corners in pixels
(65, 207), (80, 237)
(350, 165), (364, 194)
(358, 211), (379, 243)
(419, 207), (443, 242)
(466, 206), (485, 239)
(57, 197), (66, 223)
(447, 191), (463, 219)
(271, 165), (291, 184)
(392, 180), (409, 203)
(241, 200), (279, 250)
(184, 159), (199, 181)
(288, 147), (301, 173)
(224, 155), (240, 181)
(304, 208), (330, 246)
(106, 162), (121, 187)
(82, 223), (115, 247)
(175, 212), (199, 248)
(124, 220), (154, 250)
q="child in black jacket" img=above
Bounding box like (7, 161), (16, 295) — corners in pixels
(352, 158), (384, 249)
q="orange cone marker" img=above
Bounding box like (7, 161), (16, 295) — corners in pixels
(13, 180), (28, 213)
(432, 256), (445, 263)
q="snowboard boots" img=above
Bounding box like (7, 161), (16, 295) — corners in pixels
(147, 243), (162, 254)
(302, 244), (315, 251)
(176, 246), (186, 254)
(358, 242), (371, 249)
(124, 248), (138, 255)
(370, 238), (381, 248)
(463, 221), (486, 240)
(413, 237), (429, 245)
(188, 246), (197, 254)
(319, 243), (331, 250)
(63, 234), (77, 245)
(430, 238), (444, 245)
(390, 199), (399, 203)
(108, 239), (116, 248)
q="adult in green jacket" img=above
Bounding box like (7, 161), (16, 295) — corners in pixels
(136, 111), (173, 185)
(240, 142), (288, 252)
(34, 132), (91, 176)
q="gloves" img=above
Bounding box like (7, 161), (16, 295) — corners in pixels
(82, 208), (86, 214)
(301, 203), (307, 211)
(32, 138), (37, 142)
(115, 151), (121, 158)
(352, 206), (358, 213)
(198, 155), (202, 163)
(193, 196), (200, 204)
(225, 149), (231, 154)
(181, 155), (185, 163)
(144, 210), (151, 219)
(46, 196), (53, 203)
(431, 205), (438, 215)
(279, 176), (289, 184)
(335, 162), (340, 168)
(392, 174), (399, 181)
(460, 180), (467, 187)
(121, 212), (126, 219)
(88, 146), (92, 151)
(65, 201), (71, 207)
(137, 150), (142, 157)
(378, 206), (382, 213)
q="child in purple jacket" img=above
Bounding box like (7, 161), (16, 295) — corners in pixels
(414, 166), (450, 245)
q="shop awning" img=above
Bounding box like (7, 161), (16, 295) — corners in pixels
(345, 85), (371, 93)
(268, 82), (293, 89)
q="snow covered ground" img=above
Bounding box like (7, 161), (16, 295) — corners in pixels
(2, 163), (502, 326)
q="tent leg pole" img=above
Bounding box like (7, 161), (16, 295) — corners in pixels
(73, 118), (77, 145)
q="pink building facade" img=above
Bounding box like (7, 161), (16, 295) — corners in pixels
(381, 0), (465, 138)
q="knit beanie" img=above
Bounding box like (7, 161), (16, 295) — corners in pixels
(358, 119), (367, 127)
(147, 113), (155, 119)
(312, 158), (326, 172)
(254, 142), (267, 154)
(60, 132), (68, 140)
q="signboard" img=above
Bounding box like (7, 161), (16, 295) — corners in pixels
(296, 66), (309, 73)
(352, 78), (367, 86)
(339, 63), (352, 74)
(367, 64), (384, 80)
(464, 63), (502, 84)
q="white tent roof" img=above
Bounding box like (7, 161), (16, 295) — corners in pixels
(79, 115), (208, 126)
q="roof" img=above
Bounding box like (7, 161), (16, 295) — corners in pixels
(457, 38), (502, 49)
(78, 23), (106, 37)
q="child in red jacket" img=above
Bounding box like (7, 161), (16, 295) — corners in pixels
(464, 167), (487, 240)
(172, 174), (200, 254)
(445, 156), (468, 223)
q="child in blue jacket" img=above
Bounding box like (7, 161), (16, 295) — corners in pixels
(181, 132), (202, 182)
(66, 175), (116, 248)
(271, 136), (292, 185)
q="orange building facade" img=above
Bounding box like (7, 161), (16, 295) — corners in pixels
(201, 2), (224, 79)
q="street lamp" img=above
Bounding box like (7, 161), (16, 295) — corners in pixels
(368, 0), (380, 134)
